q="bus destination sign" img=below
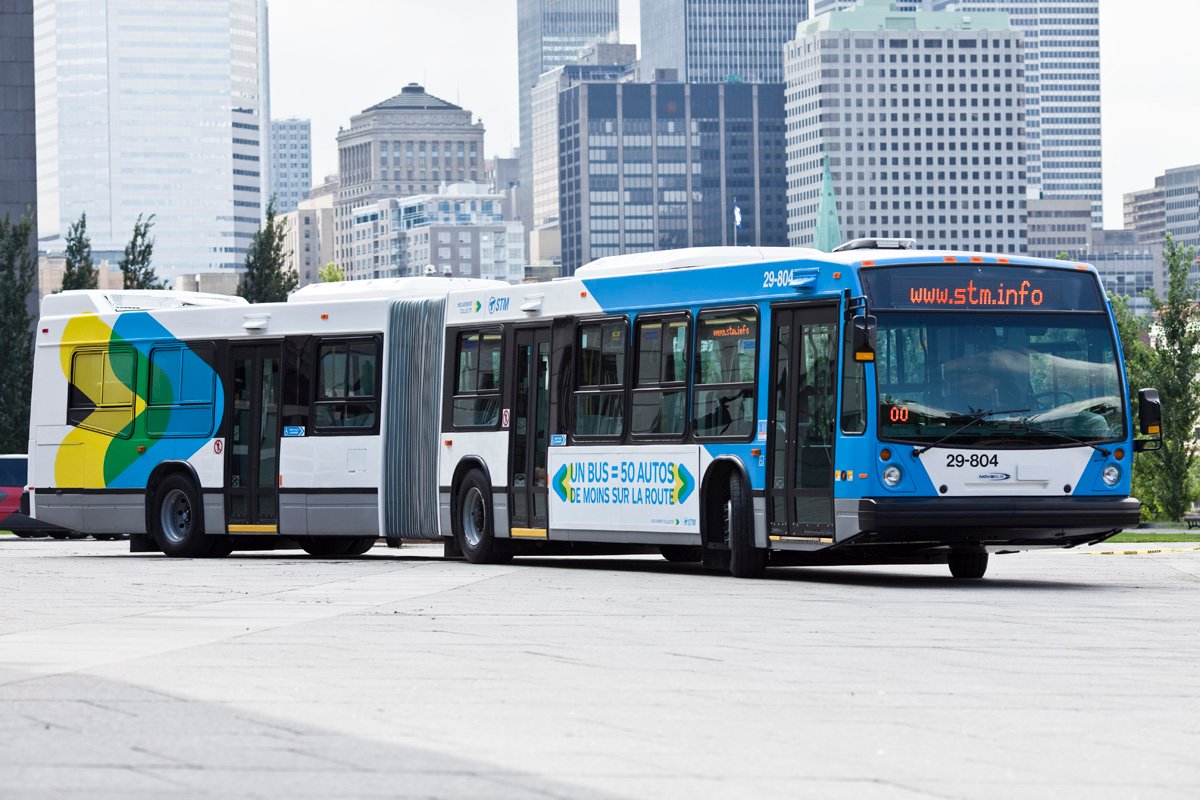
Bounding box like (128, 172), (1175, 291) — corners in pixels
(860, 264), (1103, 312)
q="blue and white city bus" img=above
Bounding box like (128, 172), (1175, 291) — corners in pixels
(434, 240), (1161, 578)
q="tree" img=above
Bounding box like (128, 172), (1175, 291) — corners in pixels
(238, 199), (296, 303)
(60, 212), (97, 291)
(318, 262), (344, 283)
(119, 213), (164, 289)
(0, 211), (38, 453)
(1140, 233), (1200, 521)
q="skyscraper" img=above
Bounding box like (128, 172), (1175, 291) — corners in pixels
(1, 0), (37, 239)
(516, 0), (618, 239)
(270, 118), (312, 214)
(785, 0), (1027, 253)
(334, 84), (485, 279)
(34, 0), (270, 281)
(558, 79), (788, 274)
(640, 0), (808, 83)
(942, 1), (1102, 222)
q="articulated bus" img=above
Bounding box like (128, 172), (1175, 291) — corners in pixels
(28, 241), (1160, 578)
(433, 241), (1159, 578)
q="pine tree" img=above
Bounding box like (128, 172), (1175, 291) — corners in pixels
(119, 213), (164, 289)
(238, 199), (296, 303)
(60, 212), (97, 291)
(0, 211), (38, 452)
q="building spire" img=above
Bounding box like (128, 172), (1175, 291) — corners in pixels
(813, 153), (842, 252)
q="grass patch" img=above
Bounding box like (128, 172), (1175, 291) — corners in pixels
(1108, 531), (1200, 543)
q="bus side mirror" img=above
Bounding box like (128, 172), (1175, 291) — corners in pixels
(1134, 388), (1162, 452)
(852, 315), (877, 362)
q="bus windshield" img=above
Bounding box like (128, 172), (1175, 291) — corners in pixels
(872, 311), (1125, 446)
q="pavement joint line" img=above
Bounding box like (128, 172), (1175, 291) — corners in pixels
(1083, 546), (1200, 556)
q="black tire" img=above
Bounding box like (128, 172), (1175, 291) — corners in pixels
(151, 474), (214, 558)
(726, 472), (765, 579)
(659, 544), (703, 563)
(948, 550), (988, 579)
(299, 536), (355, 557)
(343, 536), (378, 556)
(454, 469), (511, 564)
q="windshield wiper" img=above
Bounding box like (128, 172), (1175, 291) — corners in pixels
(1018, 419), (1112, 457)
(911, 408), (1030, 457)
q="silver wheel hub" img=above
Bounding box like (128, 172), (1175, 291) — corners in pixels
(160, 488), (192, 545)
(461, 487), (486, 549)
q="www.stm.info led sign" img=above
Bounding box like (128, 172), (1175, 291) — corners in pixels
(860, 264), (1104, 312)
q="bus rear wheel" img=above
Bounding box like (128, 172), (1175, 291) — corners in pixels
(454, 469), (511, 565)
(948, 549), (988, 579)
(344, 536), (378, 555)
(151, 474), (214, 558)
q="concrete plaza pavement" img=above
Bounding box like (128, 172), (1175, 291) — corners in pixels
(0, 536), (1198, 799)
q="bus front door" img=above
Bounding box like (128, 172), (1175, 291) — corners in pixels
(508, 326), (552, 539)
(226, 344), (282, 534)
(767, 305), (837, 539)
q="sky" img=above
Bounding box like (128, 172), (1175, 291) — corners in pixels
(268, 0), (1199, 230)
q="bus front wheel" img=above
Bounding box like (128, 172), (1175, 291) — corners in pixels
(454, 470), (511, 565)
(151, 474), (214, 558)
(725, 472), (765, 579)
(948, 549), (988, 579)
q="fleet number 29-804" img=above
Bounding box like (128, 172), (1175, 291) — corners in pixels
(946, 453), (999, 468)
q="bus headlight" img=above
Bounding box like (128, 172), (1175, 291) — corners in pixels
(882, 464), (903, 487)
(1102, 464), (1121, 486)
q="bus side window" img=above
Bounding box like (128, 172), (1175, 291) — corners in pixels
(631, 315), (688, 438)
(693, 308), (757, 440)
(572, 318), (626, 439)
(314, 338), (380, 431)
(66, 346), (136, 439)
(146, 343), (217, 438)
(451, 329), (502, 428)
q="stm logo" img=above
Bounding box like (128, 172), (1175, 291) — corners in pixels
(487, 296), (510, 314)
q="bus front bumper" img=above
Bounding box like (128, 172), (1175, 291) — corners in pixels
(855, 496), (1142, 546)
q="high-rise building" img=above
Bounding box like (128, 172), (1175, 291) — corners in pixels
(1124, 166), (1200, 252)
(530, 43), (639, 271)
(1026, 199), (1091, 260)
(347, 184), (525, 283)
(1123, 176), (1165, 246)
(334, 84), (485, 279)
(937, 1), (1102, 223)
(558, 79), (787, 274)
(282, 191), (334, 289)
(785, 0), (1026, 253)
(1, 0), (37, 243)
(640, 0), (808, 83)
(1163, 165), (1200, 251)
(34, 0), (270, 281)
(517, 1), (618, 243)
(270, 118), (312, 214)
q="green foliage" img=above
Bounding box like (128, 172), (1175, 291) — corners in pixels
(0, 211), (38, 452)
(60, 213), (97, 291)
(119, 214), (164, 289)
(318, 262), (344, 283)
(1136, 234), (1200, 521)
(237, 199), (296, 303)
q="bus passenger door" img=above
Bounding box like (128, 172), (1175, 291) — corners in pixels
(509, 326), (552, 538)
(767, 305), (837, 538)
(226, 343), (282, 534)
